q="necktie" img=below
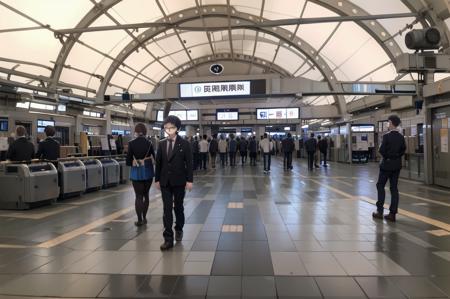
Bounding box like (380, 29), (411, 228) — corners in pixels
(168, 139), (173, 158)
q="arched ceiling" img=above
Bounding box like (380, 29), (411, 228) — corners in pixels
(1, 0), (449, 110)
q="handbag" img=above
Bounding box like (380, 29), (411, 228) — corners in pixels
(130, 144), (154, 181)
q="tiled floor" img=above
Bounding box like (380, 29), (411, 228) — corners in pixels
(0, 157), (449, 298)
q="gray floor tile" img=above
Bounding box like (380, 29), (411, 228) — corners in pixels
(191, 239), (219, 251)
(242, 241), (273, 276)
(0, 274), (80, 297)
(135, 275), (178, 297)
(97, 274), (147, 297)
(61, 274), (110, 297)
(207, 276), (242, 297)
(271, 252), (308, 275)
(275, 276), (322, 298)
(211, 252), (242, 275)
(355, 277), (406, 299)
(242, 276), (276, 298)
(388, 277), (448, 298)
(171, 276), (209, 297)
(315, 277), (367, 298)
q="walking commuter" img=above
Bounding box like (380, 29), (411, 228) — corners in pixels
(372, 115), (406, 222)
(218, 135), (228, 167)
(239, 136), (248, 165)
(305, 133), (317, 171)
(228, 134), (237, 166)
(318, 136), (328, 166)
(126, 123), (155, 227)
(115, 134), (124, 154)
(249, 136), (257, 166)
(6, 125), (34, 162)
(260, 133), (273, 173)
(314, 136), (320, 168)
(36, 125), (60, 161)
(209, 134), (219, 168)
(155, 116), (193, 250)
(191, 136), (200, 170)
(199, 135), (208, 170)
(282, 133), (295, 170)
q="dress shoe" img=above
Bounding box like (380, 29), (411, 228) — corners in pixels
(175, 230), (183, 242)
(134, 221), (144, 227)
(142, 219), (147, 225)
(160, 242), (174, 251)
(372, 212), (383, 219)
(384, 213), (396, 222)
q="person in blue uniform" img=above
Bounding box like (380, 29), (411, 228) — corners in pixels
(372, 115), (406, 222)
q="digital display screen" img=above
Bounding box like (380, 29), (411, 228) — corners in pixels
(351, 125), (375, 132)
(216, 109), (239, 121)
(37, 120), (55, 127)
(257, 108), (299, 120)
(0, 119), (8, 131)
(157, 110), (198, 122)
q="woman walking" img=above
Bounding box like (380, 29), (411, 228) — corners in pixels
(126, 123), (155, 227)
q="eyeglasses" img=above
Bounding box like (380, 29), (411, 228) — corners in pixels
(164, 126), (177, 131)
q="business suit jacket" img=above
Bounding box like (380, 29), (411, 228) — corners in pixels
(6, 137), (35, 161)
(126, 136), (155, 167)
(155, 136), (193, 187)
(36, 137), (60, 160)
(379, 130), (406, 171)
(282, 138), (295, 153)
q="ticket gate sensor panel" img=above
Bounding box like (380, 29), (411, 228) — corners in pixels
(58, 160), (86, 198)
(114, 157), (130, 184)
(100, 158), (120, 188)
(0, 163), (59, 209)
(82, 159), (103, 192)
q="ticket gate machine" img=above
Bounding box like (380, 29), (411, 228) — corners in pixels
(114, 157), (130, 184)
(82, 159), (103, 192)
(100, 158), (120, 188)
(58, 160), (86, 198)
(0, 162), (59, 209)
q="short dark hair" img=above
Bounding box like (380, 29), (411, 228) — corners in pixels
(318, 135), (321, 140)
(263, 133), (268, 138)
(134, 123), (147, 136)
(310, 133), (315, 138)
(287, 133), (292, 138)
(15, 125), (26, 137)
(163, 115), (181, 130)
(44, 125), (55, 137)
(203, 134), (207, 139)
(388, 115), (401, 127)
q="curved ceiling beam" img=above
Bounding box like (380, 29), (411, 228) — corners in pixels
(96, 5), (345, 112)
(309, 0), (405, 61)
(49, 0), (121, 90)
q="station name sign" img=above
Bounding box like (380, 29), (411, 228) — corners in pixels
(179, 81), (251, 98)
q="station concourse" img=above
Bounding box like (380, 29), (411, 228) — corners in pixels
(0, 1), (450, 298)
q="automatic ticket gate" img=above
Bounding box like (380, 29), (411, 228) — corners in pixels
(114, 157), (130, 184)
(100, 158), (120, 188)
(58, 160), (86, 198)
(0, 162), (59, 209)
(82, 159), (103, 192)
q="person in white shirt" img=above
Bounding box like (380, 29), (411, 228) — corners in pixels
(259, 133), (273, 173)
(218, 135), (228, 167)
(199, 134), (209, 170)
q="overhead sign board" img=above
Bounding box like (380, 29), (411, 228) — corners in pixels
(257, 108), (299, 120)
(180, 81), (250, 98)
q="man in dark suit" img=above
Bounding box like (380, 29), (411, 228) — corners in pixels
(6, 125), (34, 161)
(155, 115), (193, 251)
(373, 115), (406, 222)
(282, 133), (295, 170)
(318, 135), (328, 167)
(36, 125), (60, 161)
(304, 133), (317, 171)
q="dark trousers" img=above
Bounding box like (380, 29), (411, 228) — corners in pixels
(321, 151), (327, 165)
(193, 153), (199, 170)
(161, 184), (186, 243)
(250, 152), (256, 165)
(263, 153), (271, 171)
(240, 151), (247, 164)
(284, 151), (293, 169)
(229, 152), (236, 166)
(307, 151), (315, 170)
(210, 153), (217, 168)
(376, 169), (400, 214)
(200, 152), (207, 169)
(220, 153), (226, 166)
(132, 180), (152, 222)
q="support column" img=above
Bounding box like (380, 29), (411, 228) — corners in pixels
(105, 110), (112, 135)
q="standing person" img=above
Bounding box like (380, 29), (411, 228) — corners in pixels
(115, 135), (124, 154)
(318, 136), (329, 167)
(228, 134), (237, 167)
(199, 135), (208, 170)
(155, 116), (193, 250)
(249, 136), (257, 166)
(372, 115), (406, 222)
(126, 123), (155, 227)
(305, 133), (317, 171)
(282, 133), (295, 170)
(209, 134), (219, 169)
(218, 135), (228, 167)
(314, 136), (321, 168)
(36, 125), (60, 161)
(260, 133), (272, 173)
(191, 136), (199, 170)
(6, 125), (35, 162)
(239, 136), (248, 165)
